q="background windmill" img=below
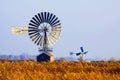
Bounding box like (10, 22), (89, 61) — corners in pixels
(11, 12), (62, 62)
(70, 47), (88, 61)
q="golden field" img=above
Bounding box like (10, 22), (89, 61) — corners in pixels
(0, 59), (120, 80)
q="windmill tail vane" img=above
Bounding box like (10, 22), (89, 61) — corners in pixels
(70, 52), (74, 55)
(11, 27), (28, 34)
(80, 47), (88, 54)
(83, 51), (88, 54)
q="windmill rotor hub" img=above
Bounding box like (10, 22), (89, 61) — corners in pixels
(39, 22), (51, 31)
(43, 27), (48, 32)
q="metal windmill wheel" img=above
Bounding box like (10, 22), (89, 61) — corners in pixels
(28, 12), (61, 48)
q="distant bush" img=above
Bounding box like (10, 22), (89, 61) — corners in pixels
(108, 57), (117, 62)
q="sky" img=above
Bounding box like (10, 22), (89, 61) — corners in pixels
(0, 0), (120, 60)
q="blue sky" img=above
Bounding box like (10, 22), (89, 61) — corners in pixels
(0, 0), (120, 60)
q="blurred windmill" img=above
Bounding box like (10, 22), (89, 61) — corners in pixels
(70, 47), (88, 61)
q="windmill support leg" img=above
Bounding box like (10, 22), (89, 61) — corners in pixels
(79, 54), (84, 61)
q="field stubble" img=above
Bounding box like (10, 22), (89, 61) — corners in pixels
(0, 59), (120, 80)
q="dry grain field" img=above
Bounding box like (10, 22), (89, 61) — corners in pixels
(0, 59), (120, 80)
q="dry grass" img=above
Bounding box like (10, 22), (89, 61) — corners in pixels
(0, 59), (120, 80)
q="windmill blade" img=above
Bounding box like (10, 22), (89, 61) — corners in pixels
(28, 26), (43, 35)
(49, 32), (58, 42)
(34, 34), (41, 44)
(38, 13), (42, 23)
(29, 27), (43, 33)
(40, 36), (44, 46)
(31, 33), (39, 41)
(29, 23), (38, 27)
(35, 15), (41, 23)
(50, 30), (61, 39)
(52, 31), (61, 40)
(48, 36), (55, 46)
(41, 12), (44, 22)
(76, 53), (81, 56)
(32, 17), (39, 25)
(46, 12), (50, 23)
(36, 35), (42, 45)
(28, 30), (38, 35)
(49, 34), (57, 43)
(70, 52), (74, 55)
(52, 27), (62, 31)
(50, 17), (58, 26)
(53, 23), (61, 27)
(28, 26), (38, 30)
(47, 36), (53, 46)
(48, 35), (56, 46)
(30, 20), (39, 26)
(48, 28), (61, 44)
(49, 15), (56, 25)
(52, 20), (60, 27)
(30, 32), (39, 39)
(80, 47), (84, 52)
(44, 12), (47, 22)
(28, 29), (38, 32)
(48, 13), (54, 24)
(84, 51), (88, 54)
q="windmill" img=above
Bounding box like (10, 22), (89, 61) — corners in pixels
(11, 12), (62, 62)
(70, 47), (88, 61)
